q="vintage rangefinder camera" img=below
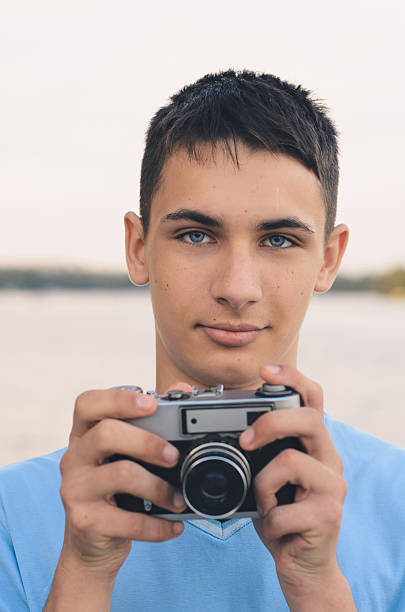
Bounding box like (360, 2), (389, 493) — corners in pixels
(108, 383), (302, 521)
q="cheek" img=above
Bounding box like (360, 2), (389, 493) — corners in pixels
(265, 265), (316, 321)
(285, 266), (317, 301)
(148, 257), (204, 323)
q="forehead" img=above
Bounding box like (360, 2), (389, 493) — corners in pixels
(150, 143), (325, 229)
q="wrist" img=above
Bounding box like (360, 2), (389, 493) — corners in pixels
(278, 564), (357, 612)
(43, 547), (120, 612)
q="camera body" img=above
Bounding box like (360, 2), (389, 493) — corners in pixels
(108, 383), (303, 520)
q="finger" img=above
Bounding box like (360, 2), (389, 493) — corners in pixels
(71, 389), (157, 439)
(68, 460), (186, 513)
(259, 365), (323, 412)
(240, 406), (342, 471)
(63, 418), (180, 469)
(165, 381), (193, 393)
(253, 494), (344, 542)
(72, 502), (184, 542)
(253, 448), (347, 515)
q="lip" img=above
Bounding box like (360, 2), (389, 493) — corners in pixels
(198, 323), (266, 347)
(206, 323), (262, 332)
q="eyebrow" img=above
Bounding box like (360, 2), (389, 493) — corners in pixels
(257, 218), (315, 233)
(161, 208), (221, 228)
(161, 208), (315, 234)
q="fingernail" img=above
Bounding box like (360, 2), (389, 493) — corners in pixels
(162, 444), (179, 463)
(137, 394), (155, 411)
(172, 521), (183, 535)
(173, 491), (185, 509)
(264, 365), (281, 374)
(240, 427), (254, 447)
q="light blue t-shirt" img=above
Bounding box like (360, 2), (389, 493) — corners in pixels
(1, 414), (405, 611)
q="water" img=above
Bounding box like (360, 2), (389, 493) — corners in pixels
(1, 291), (404, 466)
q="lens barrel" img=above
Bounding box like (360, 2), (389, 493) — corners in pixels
(180, 440), (251, 519)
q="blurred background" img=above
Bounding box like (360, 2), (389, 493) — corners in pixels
(1, 0), (404, 466)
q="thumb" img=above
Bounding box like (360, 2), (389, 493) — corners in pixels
(165, 381), (194, 394)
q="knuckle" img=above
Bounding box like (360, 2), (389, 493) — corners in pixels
(93, 419), (116, 450)
(253, 475), (264, 497)
(304, 375), (323, 400)
(254, 480), (276, 509)
(253, 472), (268, 498)
(59, 482), (70, 505)
(69, 506), (96, 534)
(59, 452), (68, 477)
(74, 390), (94, 417)
(312, 381), (323, 402)
(266, 506), (283, 535)
(323, 498), (343, 528)
(59, 478), (80, 508)
(279, 447), (299, 470)
(114, 459), (137, 486)
(337, 475), (348, 500)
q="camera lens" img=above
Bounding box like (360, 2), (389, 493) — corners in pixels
(200, 471), (229, 500)
(181, 440), (251, 519)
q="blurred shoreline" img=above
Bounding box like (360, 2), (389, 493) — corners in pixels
(1, 265), (405, 295)
(1, 290), (405, 466)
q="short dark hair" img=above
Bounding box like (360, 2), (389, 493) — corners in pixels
(140, 69), (339, 240)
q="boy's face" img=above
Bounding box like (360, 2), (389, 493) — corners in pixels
(125, 143), (347, 392)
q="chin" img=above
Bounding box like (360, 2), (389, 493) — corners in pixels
(186, 358), (263, 390)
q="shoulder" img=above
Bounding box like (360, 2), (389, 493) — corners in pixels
(324, 413), (405, 512)
(324, 417), (405, 608)
(0, 450), (66, 610)
(0, 449), (66, 519)
(0, 448), (65, 487)
(324, 412), (405, 467)
(0, 449), (66, 572)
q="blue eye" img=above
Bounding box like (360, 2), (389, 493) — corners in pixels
(189, 231), (206, 243)
(177, 231), (212, 244)
(263, 235), (293, 248)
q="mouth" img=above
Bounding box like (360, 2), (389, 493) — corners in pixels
(197, 323), (268, 347)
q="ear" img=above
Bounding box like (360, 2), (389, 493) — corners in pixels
(124, 212), (149, 286)
(314, 224), (349, 293)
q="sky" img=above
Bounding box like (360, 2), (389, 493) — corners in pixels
(1, 0), (404, 275)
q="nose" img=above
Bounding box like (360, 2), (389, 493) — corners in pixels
(210, 246), (263, 311)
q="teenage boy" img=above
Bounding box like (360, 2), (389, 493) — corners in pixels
(1, 70), (405, 611)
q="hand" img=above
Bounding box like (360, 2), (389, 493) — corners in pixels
(239, 365), (352, 608)
(58, 383), (190, 577)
